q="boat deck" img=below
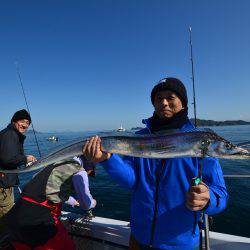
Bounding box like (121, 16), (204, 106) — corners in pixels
(61, 211), (250, 250)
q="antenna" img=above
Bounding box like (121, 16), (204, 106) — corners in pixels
(15, 61), (42, 158)
(189, 27), (197, 128)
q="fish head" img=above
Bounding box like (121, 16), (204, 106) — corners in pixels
(205, 139), (249, 158)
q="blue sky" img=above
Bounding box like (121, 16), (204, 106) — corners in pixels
(0, 0), (249, 132)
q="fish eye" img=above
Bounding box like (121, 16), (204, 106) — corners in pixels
(225, 143), (232, 149)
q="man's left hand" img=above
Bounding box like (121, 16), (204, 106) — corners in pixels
(186, 182), (210, 211)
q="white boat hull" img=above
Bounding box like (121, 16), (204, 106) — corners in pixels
(61, 211), (250, 250)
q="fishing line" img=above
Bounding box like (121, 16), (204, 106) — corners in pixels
(15, 61), (42, 158)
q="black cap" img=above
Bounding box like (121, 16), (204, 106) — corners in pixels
(11, 109), (31, 124)
(151, 77), (188, 107)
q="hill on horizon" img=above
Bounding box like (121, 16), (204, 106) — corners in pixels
(190, 118), (250, 127)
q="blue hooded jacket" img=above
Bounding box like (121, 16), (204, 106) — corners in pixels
(101, 119), (228, 250)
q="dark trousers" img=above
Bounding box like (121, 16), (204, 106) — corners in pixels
(129, 234), (162, 250)
(129, 234), (199, 250)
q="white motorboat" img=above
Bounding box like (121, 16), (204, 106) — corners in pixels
(117, 125), (125, 132)
(47, 135), (59, 141)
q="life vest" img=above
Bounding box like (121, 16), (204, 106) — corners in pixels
(45, 161), (82, 203)
(11, 192), (75, 249)
(21, 161), (82, 205)
(4, 161), (81, 250)
(21, 196), (61, 224)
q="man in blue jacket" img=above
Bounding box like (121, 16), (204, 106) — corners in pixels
(83, 77), (228, 250)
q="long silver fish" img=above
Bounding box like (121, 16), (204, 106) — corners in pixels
(1, 129), (249, 173)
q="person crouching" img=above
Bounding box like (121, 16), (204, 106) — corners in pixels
(1, 156), (96, 250)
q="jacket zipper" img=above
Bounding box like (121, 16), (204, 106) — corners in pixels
(149, 161), (161, 247)
(143, 121), (161, 247)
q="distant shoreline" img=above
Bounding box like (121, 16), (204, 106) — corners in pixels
(131, 119), (250, 131)
(189, 119), (250, 127)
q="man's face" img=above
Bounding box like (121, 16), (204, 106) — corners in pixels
(13, 119), (30, 134)
(153, 90), (183, 119)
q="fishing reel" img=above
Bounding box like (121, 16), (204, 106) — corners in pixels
(200, 139), (211, 151)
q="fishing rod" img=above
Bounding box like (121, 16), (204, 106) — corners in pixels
(15, 62), (42, 158)
(189, 27), (197, 128)
(189, 26), (210, 250)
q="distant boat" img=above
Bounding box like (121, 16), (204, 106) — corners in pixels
(117, 125), (125, 132)
(47, 136), (59, 142)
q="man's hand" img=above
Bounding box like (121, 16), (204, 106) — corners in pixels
(83, 136), (111, 163)
(26, 155), (37, 163)
(186, 181), (210, 211)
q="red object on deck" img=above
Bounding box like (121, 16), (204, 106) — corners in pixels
(12, 196), (76, 250)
